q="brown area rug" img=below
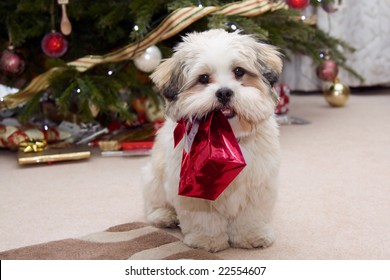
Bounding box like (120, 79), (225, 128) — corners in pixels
(0, 222), (221, 260)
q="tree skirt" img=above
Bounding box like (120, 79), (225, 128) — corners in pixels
(0, 222), (220, 260)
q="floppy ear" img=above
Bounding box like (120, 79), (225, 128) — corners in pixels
(263, 71), (279, 87)
(255, 43), (283, 86)
(150, 57), (183, 102)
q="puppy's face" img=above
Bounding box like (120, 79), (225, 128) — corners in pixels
(151, 29), (283, 138)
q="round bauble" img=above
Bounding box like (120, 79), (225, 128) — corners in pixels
(274, 84), (290, 115)
(323, 80), (350, 107)
(41, 31), (69, 58)
(286, 0), (310, 10)
(316, 59), (339, 81)
(134, 45), (162, 73)
(0, 48), (25, 76)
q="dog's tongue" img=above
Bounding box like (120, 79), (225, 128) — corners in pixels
(221, 108), (235, 119)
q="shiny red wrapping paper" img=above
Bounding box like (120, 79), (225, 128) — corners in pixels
(174, 110), (246, 200)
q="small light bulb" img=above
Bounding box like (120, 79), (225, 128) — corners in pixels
(133, 25), (139, 31)
(108, 70), (113, 75)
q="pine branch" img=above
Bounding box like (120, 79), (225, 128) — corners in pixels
(17, 91), (45, 123)
(128, 0), (169, 40)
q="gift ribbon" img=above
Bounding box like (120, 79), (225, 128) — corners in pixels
(19, 139), (47, 153)
(174, 119), (187, 148)
(173, 119), (199, 151)
(0, 0), (287, 110)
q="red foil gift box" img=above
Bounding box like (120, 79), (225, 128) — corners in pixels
(174, 110), (246, 201)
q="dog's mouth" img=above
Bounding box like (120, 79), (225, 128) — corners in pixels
(220, 107), (236, 119)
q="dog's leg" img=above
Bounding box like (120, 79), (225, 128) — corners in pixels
(228, 183), (277, 249)
(142, 163), (178, 228)
(229, 215), (275, 249)
(176, 199), (230, 252)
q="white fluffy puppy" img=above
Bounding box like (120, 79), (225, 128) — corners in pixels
(143, 29), (282, 252)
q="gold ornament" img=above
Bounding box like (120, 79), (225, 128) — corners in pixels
(323, 79), (350, 107)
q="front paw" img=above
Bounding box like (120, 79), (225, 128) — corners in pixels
(183, 232), (229, 253)
(147, 207), (178, 228)
(230, 227), (275, 249)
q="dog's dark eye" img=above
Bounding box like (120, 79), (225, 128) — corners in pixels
(233, 67), (245, 78)
(198, 74), (210, 84)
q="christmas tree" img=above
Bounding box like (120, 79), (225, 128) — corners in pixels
(0, 0), (361, 127)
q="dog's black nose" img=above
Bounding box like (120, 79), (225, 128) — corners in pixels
(216, 88), (233, 105)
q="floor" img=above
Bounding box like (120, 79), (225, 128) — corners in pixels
(1, 89), (390, 259)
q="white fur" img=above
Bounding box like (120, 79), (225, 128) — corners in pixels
(142, 29), (282, 252)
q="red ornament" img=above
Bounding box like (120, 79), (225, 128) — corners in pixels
(274, 84), (290, 115)
(0, 47), (25, 76)
(316, 59), (339, 81)
(41, 31), (68, 58)
(286, 0), (310, 10)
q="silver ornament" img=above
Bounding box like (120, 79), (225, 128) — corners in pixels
(134, 45), (162, 73)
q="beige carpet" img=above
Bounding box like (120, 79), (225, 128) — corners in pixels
(1, 89), (389, 259)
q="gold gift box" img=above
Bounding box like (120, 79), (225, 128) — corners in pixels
(18, 148), (91, 165)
